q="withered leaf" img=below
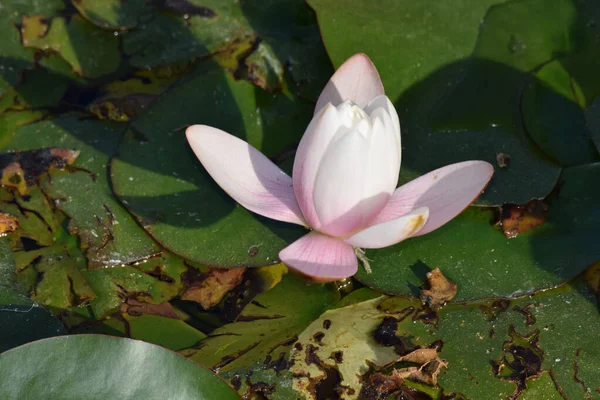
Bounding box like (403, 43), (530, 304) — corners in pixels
(0, 148), (80, 195)
(181, 267), (246, 309)
(121, 299), (179, 319)
(501, 199), (548, 239)
(0, 213), (19, 235)
(419, 268), (457, 311)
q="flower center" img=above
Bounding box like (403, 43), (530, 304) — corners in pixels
(338, 100), (371, 137)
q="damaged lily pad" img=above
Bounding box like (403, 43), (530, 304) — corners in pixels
(289, 270), (600, 399)
(72, 0), (154, 30)
(357, 163), (600, 300)
(122, 0), (330, 98)
(181, 274), (339, 394)
(0, 335), (240, 399)
(21, 14), (121, 78)
(6, 116), (161, 268)
(111, 67), (310, 267)
(0, 240), (66, 352)
(290, 297), (436, 399)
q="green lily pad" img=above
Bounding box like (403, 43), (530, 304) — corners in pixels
(72, 0), (154, 30)
(82, 253), (186, 318)
(122, 0), (330, 99)
(309, 0), (561, 205)
(0, 0), (63, 94)
(124, 314), (206, 351)
(111, 67), (309, 267)
(181, 274), (339, 395)
(0, 335), (240, 399)
(357, 163), (600, 300)
(21, 14), (120, 78)
(398, 125), (562, 206)
(0, 110), (45, 148)
(521, 75), (599, 167)
(0, 286), (66, 353)
(0, 239), (16, 289)
(7, 116), (161, 268)
(519, 372), (564, 400)
(0, 240), (67, 352)
(432, 0), (581, 130)
(307, 0), (503, 102)
(587, 96), (600, 153)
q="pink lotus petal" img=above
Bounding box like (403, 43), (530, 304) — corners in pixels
(279, 232), (358, 281)
(186, 125), (306, 226)
(292, 104), (341, 229)
(314, 53), (384, 114)
(345, 207), (429, 249)
(372, 161), (494, 235)
(365, 95), (401, 151)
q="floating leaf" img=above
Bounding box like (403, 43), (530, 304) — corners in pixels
(357, 163), (600, 300)
(122, 0), (330, 98)
(307, 0), (503, 102)
(0, 286), (66, 353)
(181, 274), (339, 395)
(7, 117), (161, 268)
(0, 335), (240, 399)
(587, 96), (600, 153)
(72, 0), (154, 30)
(522, 77), (599, 166)
(21, 14), (120, 78)
(82, 253), (186, 318)
(111, 67), (309, 266)
(309, 0), (561, 205)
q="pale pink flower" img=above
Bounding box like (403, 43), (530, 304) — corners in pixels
(186, 53), (493, 281)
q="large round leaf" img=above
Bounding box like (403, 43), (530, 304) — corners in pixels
(111, 66), (309, 267)
(356, 163), (600, 300)
(0, 335), (240, 399)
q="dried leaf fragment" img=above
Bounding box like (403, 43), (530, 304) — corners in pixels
(496, 152), (511, 168)
(0, 213), (19, 236)
(181, 267), (246, 309)
(0, 148), (80, 195)
(501, 199), (547, 239)
(419, 268), (457, 311)
(121, 299), (179, 319)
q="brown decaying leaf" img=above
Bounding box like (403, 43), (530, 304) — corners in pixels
(419, 268), (457, 311)
(501, 199), (547, 239)
(181, 267), (246, 309)
(0, 148), (81, 195)
(0, 213), (19, 236)
(121, 299), (179, 319)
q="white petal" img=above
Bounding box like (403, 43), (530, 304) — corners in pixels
(292, 104), (341, 229)
(186, 125), (306, 226)
(365, 95), (401, 153)
(314, 53), (384, 114)
(345, 207), (429, 249)
(313, 129), (389, 237)
(364, 109), (401, 200)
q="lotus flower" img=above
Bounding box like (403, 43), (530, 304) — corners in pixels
(186, 53), (493, 281)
